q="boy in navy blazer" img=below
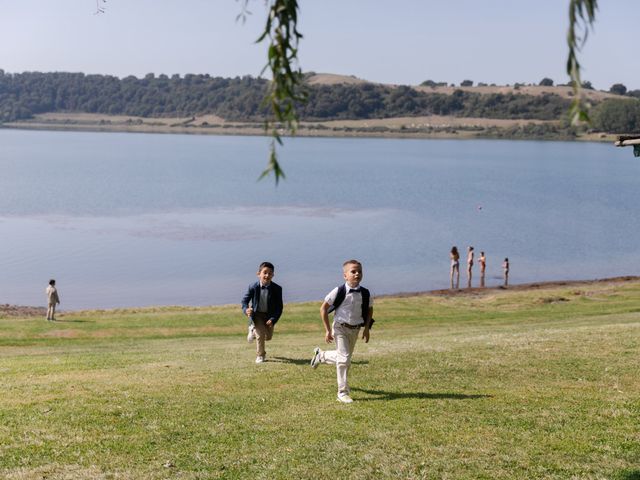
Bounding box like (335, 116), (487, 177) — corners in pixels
(241, 262), (283, 364)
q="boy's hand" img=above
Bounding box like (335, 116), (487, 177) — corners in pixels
(325, 330), (334, 344)
(266, 319), (273, 326)
(362, 328), (370, 343)
(245, 307), (253, 317)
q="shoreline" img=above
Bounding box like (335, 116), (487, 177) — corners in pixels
(3, 275), (638, 318)
(380, 275), (640, 298)
(0, 113), (617, 143)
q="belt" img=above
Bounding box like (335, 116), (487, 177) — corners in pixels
(338, 322), (364, 330)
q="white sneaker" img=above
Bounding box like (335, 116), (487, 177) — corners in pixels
(247, 326), (256, 343)
(255, 356), (265, 364)
(337, 394), (353, 404)
(310, 347), (321, 369)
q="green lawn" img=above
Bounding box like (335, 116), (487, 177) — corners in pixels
(1, 280), (639, 479)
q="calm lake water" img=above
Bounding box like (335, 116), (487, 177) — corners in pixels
(1, 129), (638, 310)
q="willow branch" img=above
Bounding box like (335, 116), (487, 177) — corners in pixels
(256, 0), (307, 184)
(567, 0), (598, 124)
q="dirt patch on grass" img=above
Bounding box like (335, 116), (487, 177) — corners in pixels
(537, 296), (570, 304)
(4, 464), (112, 480)
(41, 329), (81, 338)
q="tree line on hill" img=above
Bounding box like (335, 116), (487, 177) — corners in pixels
(428, 77), (640, 99)
(0, 70), (638, 133)
(0, 70), (571, 122)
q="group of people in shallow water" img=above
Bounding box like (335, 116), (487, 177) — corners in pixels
(449, 246), (509, 289)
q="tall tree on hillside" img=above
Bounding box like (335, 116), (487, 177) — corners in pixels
(609, 83), (628, 96)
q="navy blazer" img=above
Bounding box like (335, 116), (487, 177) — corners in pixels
(241, 281), (283, 324)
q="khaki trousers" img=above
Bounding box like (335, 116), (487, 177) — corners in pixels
(47, 303), (57, 320)
(320, 322), (360, 395)
(253, 312), (274, 357)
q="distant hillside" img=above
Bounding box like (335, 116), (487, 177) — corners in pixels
(304, 73), (618, 102)
(305, 73), (368, 86)
(1, 70), (638, 137)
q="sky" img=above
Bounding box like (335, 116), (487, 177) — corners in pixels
(0, 0), (638, 91)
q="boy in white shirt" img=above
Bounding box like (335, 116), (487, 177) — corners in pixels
(310, 260), (373, 404)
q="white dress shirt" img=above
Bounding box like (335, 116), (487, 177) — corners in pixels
(325, 283), (373, 326)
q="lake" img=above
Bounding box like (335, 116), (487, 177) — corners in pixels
(1, 129), (638, 310)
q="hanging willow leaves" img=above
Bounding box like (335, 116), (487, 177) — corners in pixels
(254, 0), (307, 184)
(252, 0), (598, 178)
(100, 1), (599, 179)
(94, 0), (106, 15)
(567, 0), (598, 124)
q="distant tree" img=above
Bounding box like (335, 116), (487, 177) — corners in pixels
(460, 80), (473, 87)
(627, 90), (640, 99)
(539, 78), (554, 87)
(609, 83), (627, 96)
(581, 80), (593, 89)
(419, 80), (449, 88)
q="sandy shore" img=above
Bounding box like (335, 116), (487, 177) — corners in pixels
(0, 112), (619, 143)
(3, 276), (638, 318)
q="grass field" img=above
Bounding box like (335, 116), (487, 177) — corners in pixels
(1, 280), (639, 479)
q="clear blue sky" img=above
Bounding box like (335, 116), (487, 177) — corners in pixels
(0, 1), (637, 90)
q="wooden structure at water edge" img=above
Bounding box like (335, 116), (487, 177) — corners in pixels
(615, 135), (640, 157)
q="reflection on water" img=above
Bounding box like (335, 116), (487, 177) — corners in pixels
(0, 129), (639, 309)
(0, 206), (412, 309)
